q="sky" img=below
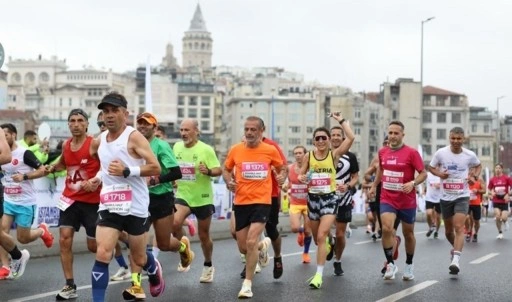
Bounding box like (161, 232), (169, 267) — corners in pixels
(2, 0), (511, 115)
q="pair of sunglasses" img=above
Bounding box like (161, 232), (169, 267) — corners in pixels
(97, 121), (105, 127)
(314, 135), (328, 141)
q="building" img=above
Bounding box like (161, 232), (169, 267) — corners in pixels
(0, 71), (7, 109)
(468, 106), (495, 171)
(182, 4), (213, 69)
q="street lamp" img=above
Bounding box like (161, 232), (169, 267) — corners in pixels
(420, 17), (435, 85)
(496, 95), (506, 163)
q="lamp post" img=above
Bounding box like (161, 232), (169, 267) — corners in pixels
(420, 17), (435, 85)
(496, 95), (506, 164)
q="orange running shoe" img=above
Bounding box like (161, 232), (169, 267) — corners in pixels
(297, 232), (305, 247)
(302, 253), (311, 264)
(39, 223), (54, 248)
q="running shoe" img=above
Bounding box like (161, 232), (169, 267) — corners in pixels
(56, 284), (78, 300)
(393, 236), (401, 260)
(302, 253), (311, 264)
(426, 228), (434, 238)
(333, 261), (344, 276)
(297, 232), (305, 247)
(0, 266), (10, 280)
(308, 273), (323, 289)
(402, 264), (414, 281)
(186, 218), (196, 237)
(39, 223), (54, 248)
(383, 263), (398, 280)
(110, 267), (131, 281)
(238, 281), (253, 298)
(122, 283), (146, 301)
(472, 234), (478, 242)
(148, 259), (165, 297)
(200, 266), (215, 283)
(273, 257), (283, 279)
(449, 260), (460, 275)
(497, 233), (504, 240)
(326, 236), (335, 261)
(433, 231), (439, 239)
(179, 236), (195, 269)
(240, 253), (246, 263)
(258, 237), (271, 267)
(8, 249), (30, 280)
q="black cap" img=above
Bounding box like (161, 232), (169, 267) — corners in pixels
(98, 93), (127, 109)
(68, 108), (88, 121)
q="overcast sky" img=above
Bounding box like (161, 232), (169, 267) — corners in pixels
(2, 0), (511, 115)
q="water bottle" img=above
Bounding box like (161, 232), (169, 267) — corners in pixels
(306, 168), (314, 183)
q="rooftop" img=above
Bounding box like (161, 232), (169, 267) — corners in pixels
(423, 85), (465, 96)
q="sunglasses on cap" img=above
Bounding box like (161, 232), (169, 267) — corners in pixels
(97, 121), (105, 127)
(314, 135), (328, 141)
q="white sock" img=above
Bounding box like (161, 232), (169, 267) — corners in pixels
(316, 265), (324, 275)
(152, 247), (160, 258)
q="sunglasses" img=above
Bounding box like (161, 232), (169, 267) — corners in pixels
(314, 135), (328, 142)
(97, 121), (105, 127)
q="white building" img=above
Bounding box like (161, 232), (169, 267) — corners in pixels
(468, 106), (495, 171)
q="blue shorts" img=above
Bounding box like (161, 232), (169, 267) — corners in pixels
(3, 201), (36, 228)
(380, 203), (416, 224)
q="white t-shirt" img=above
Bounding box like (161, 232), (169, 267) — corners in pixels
(425, 172), (442, 203)
(429, 146), (480, 201)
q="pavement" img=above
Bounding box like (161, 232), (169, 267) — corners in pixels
(17, 212), (427, 258)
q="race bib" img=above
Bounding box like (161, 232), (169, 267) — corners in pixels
(241, 162), (269, 180)
(495, 186), (506, 198)
(470, 192), (477, 200)
(290, 183), (308, 199)
(335, 180), (346, 196)
(57, 195), (75, 211)
(179, 162), (196, 181)
(309, 173), (331, 194)
(443, 178), (464, 195)
(3, 183), (22, 201)
(382, 170), (404, 192)
(100, 184), (132, 214)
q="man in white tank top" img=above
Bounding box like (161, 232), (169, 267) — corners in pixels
(85, 92), (164, 301)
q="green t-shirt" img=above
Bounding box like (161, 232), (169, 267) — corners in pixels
(149, 137), (179, 195)
(173, 140), (220, 207)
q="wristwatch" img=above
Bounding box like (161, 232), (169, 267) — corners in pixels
(149, 177), (156, 186)
(123, 167), (131, 178)
(23, 174), (28, 181)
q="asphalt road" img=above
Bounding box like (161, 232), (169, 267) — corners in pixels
(2, 220), (511, 302)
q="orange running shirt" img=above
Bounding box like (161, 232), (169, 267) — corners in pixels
(469, 180), (483, 206)
(224, 142), (283, 205)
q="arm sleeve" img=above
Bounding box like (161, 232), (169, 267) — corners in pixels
(23, 150), (42, 169)
(159, 166), (182, 183)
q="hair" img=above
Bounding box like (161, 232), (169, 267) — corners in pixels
(156, 125), (166, 134)
(24, 130), (36, 137)
(1, 123), (17, 135)
(388, 120), (404, 130)
(450, 127), (465, 135)
(330, 126), (345, 137)
(313, 127), (331, 139)
(97, 111), (103, 119)
(56, 140), (64, 151)
(495, 163), (504, 169)
(293, 145), (307, 154)
(246, 116), (265, 130)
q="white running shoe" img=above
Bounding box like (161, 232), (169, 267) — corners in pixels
(199, 266), (215, 283)
(383, 263), (398, 280)
(110, 267), (131, 281)
(240, 253), (246, 263)
(449, 260), (460, 275)
(497, 233), (504, 240)
(402, 264), (414, 281)
(8, 249), (30, 280)
(258, 237), (271, 267)
(255, 262), (261, 273)
(238, 281), (253, 298)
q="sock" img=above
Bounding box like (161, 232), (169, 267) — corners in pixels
(334, 259), (341, 263)
(384, 247), (394, 264)
(115, 255), (128, 269)
(274, 256), (282, 263)
(91, 260), (109, 302)
(243, 279), (252, 287)
(146, 244), (153, 252)
(453, 251), (461, 262)
(131, 273), (141, 286)
(7, 246), (22, 260)
(304, 236), (312, 253)
(179, 242), (186, 253)
(143, 251), (157, 275)
(204, 261), (212, 267)
(66, 278), (75, 287)
(152, 246), (160, 259)
(316, 265), (324, 276)
(299, 226), (304, 233)
(406, 253), (414, 265)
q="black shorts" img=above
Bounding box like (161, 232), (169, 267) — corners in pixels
(59, 202), (99, 238)
(369, 201), (379, 213)
(267, 196), (280, 227)
(493, 203), (509, 212)
(336, 204), (352, 223)
(425, 201), (441, 214)
(468, 205), (481, 220)
(175, 198), (215, 220)
(96, 210), (150, 236)
(148, 192), (176, 221)
(233, 204), (271, 232)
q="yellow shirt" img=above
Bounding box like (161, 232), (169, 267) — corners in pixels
(307, 150), (336, 194)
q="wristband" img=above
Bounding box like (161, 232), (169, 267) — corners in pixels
(129, 166), (141, 177)
(95, 170), (103, 182)
(23, 174), (29, 181)
(207, 168), (212, 176)
(339, 119), (346, 125)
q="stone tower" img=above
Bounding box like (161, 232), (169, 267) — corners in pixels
(182, 4), (213, 69)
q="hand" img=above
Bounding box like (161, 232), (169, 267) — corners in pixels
(434, 183), (441, 189)
(11, 173), (23, 182)
(45, 165), (55, 174)
(402, 181), (415, 194)
(108, 160), (125, 177)
(298, 174), (308, 184)
(226, 179), (236, 192)
(438, 170), (450, 180)
(81, 177), (101, 192)
(275, 172), (286, 186)
(41, 139), (50, 153)
(368, 185), (376, 199)
(337, 183), (349, 193)
(198, 161), (209, 175)
(329, 112), (344, 122)
(146, 176), (159, 187)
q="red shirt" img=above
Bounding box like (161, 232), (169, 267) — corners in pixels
(62, 136), (101, 204)
(263, 137), (287, 198)
(378, 145), (424, 210)
(488, 175), (510, 204)
(287, 163), (308, 206)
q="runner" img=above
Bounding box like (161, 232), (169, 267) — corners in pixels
(330, 126), (359, 276)
(298, 113), (354, 289)
(428, 126), (481, 275)
(18, 130), (49, 164)
(122, 112), (194, 300)
(223, 116), (286, 298)
(86, 92), (165, 301)
(172, 118), (221, 282)
(369, 121), (426, 281)
(0, 127), (30, 280)
(425, 169), (442, 239)
(466, 175), (484, 242)
(488, 163), (510, 239)
(45, 109), (102, 299)
(0, 123), (53, 279)
(284, 145), (312, 264)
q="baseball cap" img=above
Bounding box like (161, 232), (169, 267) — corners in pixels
(68, 108), (88, 121)
(98, 93), (127, 109)
(137, 112), (158, 126)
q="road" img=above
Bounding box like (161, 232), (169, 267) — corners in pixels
(1, 220), (511, 302)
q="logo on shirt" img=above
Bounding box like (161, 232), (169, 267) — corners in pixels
(80, 159), (88, 164)
(11, 159), (18, 165)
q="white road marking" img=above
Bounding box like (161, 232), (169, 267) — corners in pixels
(470, 252), (499, 264)
(355, 231), (427, 245)
(375, 280), (438, 302)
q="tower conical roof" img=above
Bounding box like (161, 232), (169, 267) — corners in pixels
(188, 3), (208, 32)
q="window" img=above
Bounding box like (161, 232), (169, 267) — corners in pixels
(422, 128), (432, 140)
(178, 96), (184, 105)
(471, 123), (477, 133)
(189, 108), (197, 118)
(422, 97), (431, 106)
(201, 121), (209, 131)
(59, 98), (62, 106)
(369, 146), (377, 153)
(470, 146), (479, 155)
(392, 110), (397, 119)
(201, 97), (210, 106)
(289, 126), (301, 133)
(422, 144), (432, 156)
(484, 123), (490, 133)
(423, 112), (432, 123)
(69, 98), (72, 106)
(201, 108), (209, 118)
(306, 126), (314, 133)
(189, 97), (197, 106)
(451, 113), (461, 123)
(355, 127), (361, 135)
(436, 98), (445, 106)
(306, 138), (313, 145)
(437, 113), (446, 123)
(178, 108), (184, 118)
(482, 146), (491, 156)
(355, 109), (361, 119)
(437, 129), (446, 140)
(289, 138), (301, 145)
